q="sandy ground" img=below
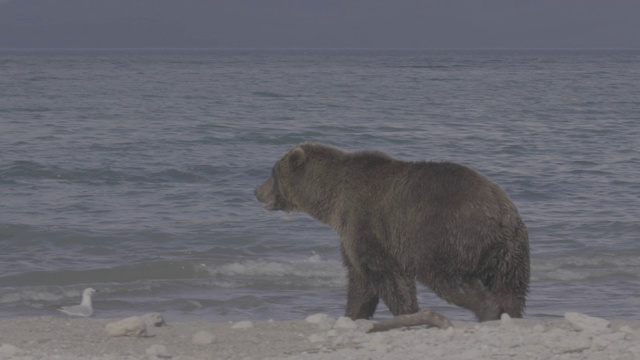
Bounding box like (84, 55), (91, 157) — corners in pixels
(0, 312), (639, 360)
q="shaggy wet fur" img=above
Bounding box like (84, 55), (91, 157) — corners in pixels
(256, 142), (530, 321)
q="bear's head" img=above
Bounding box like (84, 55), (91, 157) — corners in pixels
(255, 145), (307, 212)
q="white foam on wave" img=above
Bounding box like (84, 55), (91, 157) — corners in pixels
(533, 254), (640, 282)
(0, 287), (79, 305)
(202, 252), (640, 287)
(198, 254), (346, 287)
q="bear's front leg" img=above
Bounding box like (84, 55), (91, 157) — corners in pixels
(345, 268), (380, 320)
(342, 244), (379, 320)
(377, 272), (419, 316)
(345, 239), (419, 317)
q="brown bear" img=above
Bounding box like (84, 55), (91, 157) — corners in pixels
(255, 142), (529, 322)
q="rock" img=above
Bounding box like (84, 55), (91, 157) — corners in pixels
(106, 316), (147, 337)
(500, 313), (513, 325)
(192, 331), (215, 345)
(232, 320), (254, 329)
(333, 316), (358, 329)
(145, 344), (171, 359)
(564, 312), (610, 333)
(142, 313), (166, 327)
(0, 344), (23, 356)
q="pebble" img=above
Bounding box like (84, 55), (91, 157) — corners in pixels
(306, 313), (336, 330)
(554, 336), (591, 355)
(105, 316), (147, 337)
(307, 334), (326, 343)
(629, 344), (640, 356)
(532, 324), (545, 333)
(142, 312), (166, 328)
(305, 313), (330, 324)
(564, 312), (610, 333)
(0, 344), (23, 356)
(232, 320), (254, 329)
(500, 313), (513, 325)
(192, 330), (216, 345)
(618, 325), (635, 335)
(145, 344), (170, 359)
(333, 316), (358, 329)
(592, 332), (627, 351)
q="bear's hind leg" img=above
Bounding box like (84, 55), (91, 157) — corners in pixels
(435, 280), (523, 322)
(470, 291), (524, 322)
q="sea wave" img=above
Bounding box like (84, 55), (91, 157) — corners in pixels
(532, 253), (640, 282)
(199, 254), (346, 288)
(0, 160), (216, 185)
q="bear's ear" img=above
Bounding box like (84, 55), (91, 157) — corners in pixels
(288, 146), (306, 169)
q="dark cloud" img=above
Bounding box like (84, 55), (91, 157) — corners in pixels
(1, 0), (638, 48)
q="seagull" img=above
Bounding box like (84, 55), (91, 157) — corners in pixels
(57, 288), (98, 317)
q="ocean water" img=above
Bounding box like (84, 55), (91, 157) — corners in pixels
(1, 49), (639, 322)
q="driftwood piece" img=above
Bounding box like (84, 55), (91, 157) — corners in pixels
(367, 308), (453, 333)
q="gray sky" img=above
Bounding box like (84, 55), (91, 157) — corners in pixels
(1, 0), (639, 49)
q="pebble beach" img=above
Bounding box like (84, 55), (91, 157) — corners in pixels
(1, 312), (639, 360)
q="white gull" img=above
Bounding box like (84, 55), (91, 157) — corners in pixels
(57, 288), (97, 317)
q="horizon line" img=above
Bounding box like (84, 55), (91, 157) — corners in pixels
(1, 46), (639, 51)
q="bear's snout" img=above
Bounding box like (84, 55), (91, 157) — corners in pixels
(255, 176), (276, 210)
